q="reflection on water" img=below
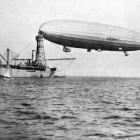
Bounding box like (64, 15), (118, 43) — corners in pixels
(0, 77), (140, 139)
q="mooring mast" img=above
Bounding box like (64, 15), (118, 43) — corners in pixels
(35, 33), (46, 67)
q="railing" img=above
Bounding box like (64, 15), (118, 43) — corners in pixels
(0, 64), (46, 71)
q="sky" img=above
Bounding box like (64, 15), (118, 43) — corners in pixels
(0, 0), (140, 77)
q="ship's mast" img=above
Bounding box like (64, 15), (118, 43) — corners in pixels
(35, 33), (46, 67)
(7, 48), (10, 66)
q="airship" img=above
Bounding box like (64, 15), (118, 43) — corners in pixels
(39, 20), (140, 56)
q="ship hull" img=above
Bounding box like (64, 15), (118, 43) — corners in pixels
(11, 68), (52, 78)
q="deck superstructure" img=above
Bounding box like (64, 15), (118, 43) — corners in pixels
(0, 33), (75, 78)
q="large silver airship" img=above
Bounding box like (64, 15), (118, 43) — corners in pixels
(39, 20), (140, 56)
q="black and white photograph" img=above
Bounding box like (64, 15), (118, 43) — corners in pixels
(0, 0), (140, 139)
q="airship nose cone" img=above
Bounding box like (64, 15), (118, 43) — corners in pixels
(39, 21), (59, 35)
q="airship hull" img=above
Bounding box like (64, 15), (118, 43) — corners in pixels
(39, 20), (140, 51)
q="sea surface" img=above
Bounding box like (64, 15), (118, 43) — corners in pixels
(0, 77), (140, 140)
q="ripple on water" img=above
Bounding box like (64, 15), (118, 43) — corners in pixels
(0, 77), (140, 139)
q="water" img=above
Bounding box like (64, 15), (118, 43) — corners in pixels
(0, 77), (140, 139)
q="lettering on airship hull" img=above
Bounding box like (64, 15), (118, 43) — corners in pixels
(107, 37), (120, 41)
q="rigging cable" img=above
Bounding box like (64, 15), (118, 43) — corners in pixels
(44, 43), (76, 71)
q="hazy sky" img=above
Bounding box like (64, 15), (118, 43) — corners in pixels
(1, 0), (140, 77)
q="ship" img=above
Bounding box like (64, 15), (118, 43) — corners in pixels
(0, 34), (76, 78)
